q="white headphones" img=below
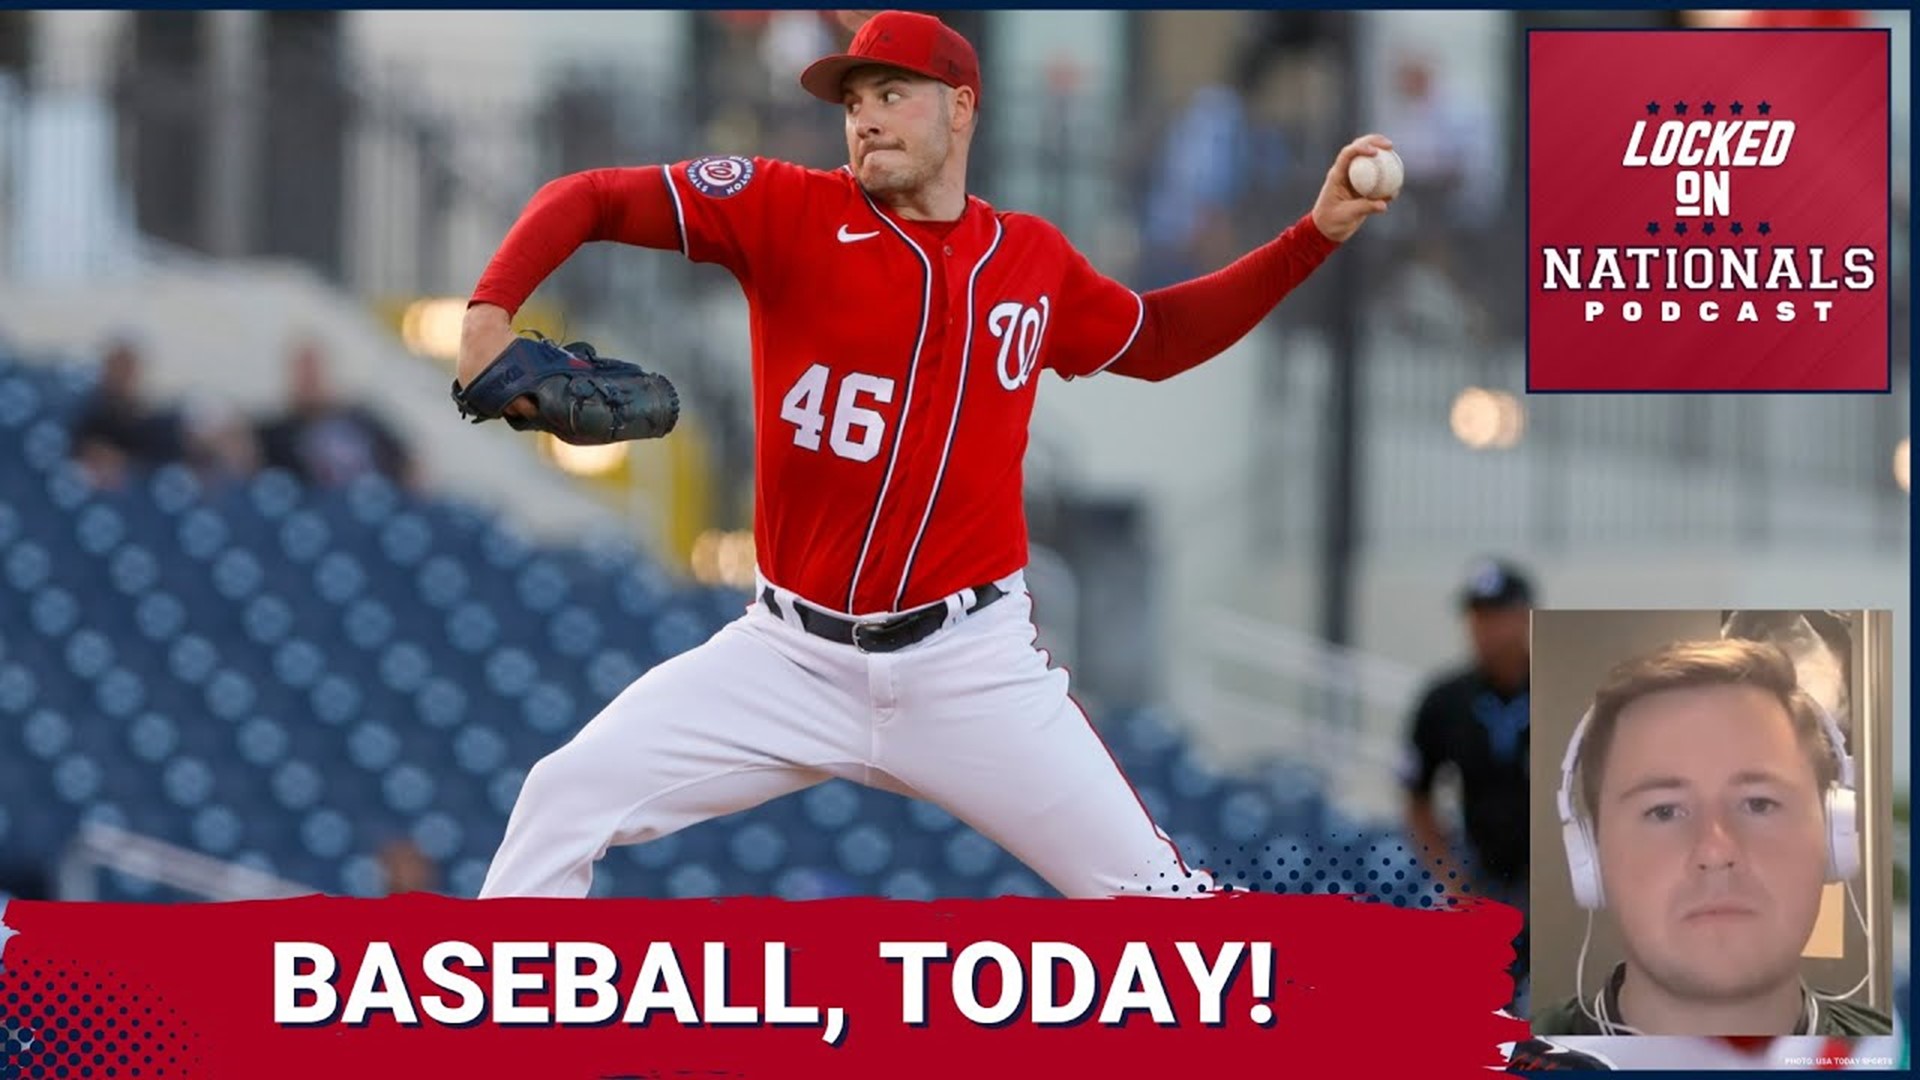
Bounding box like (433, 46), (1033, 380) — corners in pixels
(1556, 699), (1859, 910)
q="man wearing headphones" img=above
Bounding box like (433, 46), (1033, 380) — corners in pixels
(1536, 637), (1892, 1037)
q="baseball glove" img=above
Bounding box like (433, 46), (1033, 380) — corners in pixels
(451, 334), (680, 446)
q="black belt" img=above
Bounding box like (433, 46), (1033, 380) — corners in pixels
(761, 583), (1006, 653)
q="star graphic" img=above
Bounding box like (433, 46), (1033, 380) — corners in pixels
(1702, 101), (1717, 115)
(1703, 221), (1716, 235)
(1675, 221), (1689, 236)
(1731, 221), (1745, 235)
(1758, 222), (1772, 235)
(1758, 101), (1772, 116)
(1674, 100), (1689, 115)
(1646, 100), (1661, 116)
(1730, 100), (1745, 116)
(1647, 221), (1661, 236)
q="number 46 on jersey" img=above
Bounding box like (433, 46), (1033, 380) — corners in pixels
(780, 364), (895, 463)
(777, 296), (1051, 464)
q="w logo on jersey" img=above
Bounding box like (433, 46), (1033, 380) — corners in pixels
(988, 297), (1051, 391)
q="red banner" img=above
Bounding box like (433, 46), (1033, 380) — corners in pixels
(1527, 29), (1891, 391)
(0, 892), (1526, 1078)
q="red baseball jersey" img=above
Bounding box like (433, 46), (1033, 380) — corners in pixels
(663, 154), (1144, 615)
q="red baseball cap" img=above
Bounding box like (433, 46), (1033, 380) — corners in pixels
(799, 11), (982, 106)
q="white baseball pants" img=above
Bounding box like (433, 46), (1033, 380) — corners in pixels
(479, 572), (1206, 899)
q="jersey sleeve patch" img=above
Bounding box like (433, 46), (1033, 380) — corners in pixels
(686, 155), (756, 199)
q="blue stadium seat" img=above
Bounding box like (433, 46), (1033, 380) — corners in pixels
(381, 764), (439, 816)
(447, 857), (492, 899)
(277, 508), (333, 565)
(299, 808), (356, 860)
(312, 550), (369, 606)
(408, 810), (466, 864)
(134, 590), (190, 643)
(29, 584), (81, 639)
(451, 724), (510, 777)
(378, 512), (435, 568)
(728, 821), (789, 875)
(234, 716), (293, 770)
(344, 474), (402, 528)
(41, 461), (94, 512)
(241, 593), (297, 647)
(21, 420), (72, 474)
(622, 831), (688, 874)
(546, 605), (604, 659)
(246, 468), (305, 522)
(879, 868), (939, 901)
(125, 712), (182, 765)
(904, 798), (959, 835)
(4, 538), (53, 594)
(941, 830), (1006, 881)
(771, 866), (860, 900)
(833, 824), (894, 878)
(17, 707), (73, 763)
(108, 544), (162, 600)
(801, 781), (864, 831)
(210, 547), (268, 602)
(584, 648), (646, 701)
(191, 804), (247, 856)
(50, 752), (106, 806)
(73, 501), (128, 557)
(309, 673), (366, 727)
(1216, 788), (1275, 848)
(338, 595), (395, 651)
(270, 759), (329, 813)
(160, 755), (219, 809)
(0, 370), (43, 430)
(447, 602), (503, 655)
(176, 505), (232, 563)
(413, 554), (471, 610)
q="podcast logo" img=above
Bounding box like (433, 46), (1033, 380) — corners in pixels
(1527, 30), (1890, 391)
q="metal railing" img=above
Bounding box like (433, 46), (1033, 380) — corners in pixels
(57, 821), (318, 902)
(1180, 606), (1426, 820)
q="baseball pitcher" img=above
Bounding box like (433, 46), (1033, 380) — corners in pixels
(458, 11), (1393, 899)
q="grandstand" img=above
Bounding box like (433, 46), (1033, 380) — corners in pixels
(0, 347), (1430, 906)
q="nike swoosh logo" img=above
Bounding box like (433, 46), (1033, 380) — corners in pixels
(837, 225), (881, 243)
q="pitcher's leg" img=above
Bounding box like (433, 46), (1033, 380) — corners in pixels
(911, 692), (1203, 898)
(882, 593), (1208, 899)
(480, 616), (860, 898)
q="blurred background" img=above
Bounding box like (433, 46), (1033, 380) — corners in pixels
(0, 5), (1908, 1026)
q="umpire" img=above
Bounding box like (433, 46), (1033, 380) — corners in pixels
(1401, 558), (1533, 1013)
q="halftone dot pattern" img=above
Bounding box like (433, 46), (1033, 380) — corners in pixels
(1147, 824), (1483, 911)
(0, 962), (197, 1078)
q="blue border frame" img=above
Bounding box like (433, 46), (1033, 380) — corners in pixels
(1522, 26), (1898, 396)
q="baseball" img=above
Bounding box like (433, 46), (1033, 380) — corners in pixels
(1348, 148), (1404, 199)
